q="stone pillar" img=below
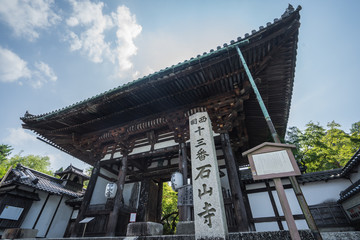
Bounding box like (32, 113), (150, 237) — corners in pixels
(190, 112), (228, 240)
(71, 160), (100, 237)
(221, 132), (249, 231)
(106, 154), (128, 237)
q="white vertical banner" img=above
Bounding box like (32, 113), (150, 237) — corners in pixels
(189, 112), (228, 240)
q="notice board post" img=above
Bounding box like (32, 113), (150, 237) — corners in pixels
(243, 142), (301, 240)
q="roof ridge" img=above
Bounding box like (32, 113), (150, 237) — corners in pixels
(18, 164), (61, 182)
(21, 5), (301, 122)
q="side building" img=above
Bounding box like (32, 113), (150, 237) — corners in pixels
(0, 164), (88, 238)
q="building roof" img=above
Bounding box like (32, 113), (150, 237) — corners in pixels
(55, 164), (90, 180)
(337, 147), (360, 203)
(21, 5), (301, 165)
(1, 165), (83, 198)
(240, 167), (342, 184)
(297, 168), (342, 184)
(340, 147), (360, 177)
(338, 178), (360, 203)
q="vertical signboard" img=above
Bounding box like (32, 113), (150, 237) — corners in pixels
(189, 112), (228, 240)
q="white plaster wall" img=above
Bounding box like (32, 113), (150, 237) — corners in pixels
(91, 168), (140, 207)
(300, 179), (351, 205)
(130, 145), (151, 155)
(281, 220), (308, 230)
(248, 192), (275, 218)
(246, 178), (352, 232)
(101, 153), (112, 161)
(90, 175), (109, 205)
(21, 191), (49, 229)
(90, 167), (119, 205)
(154, 140), (177, 150)
(350, 165), (360, 183)
(272, 188), (302, 215)
(256, 220), (308, 232)
(122, 182), (141, 207)
(34, 195), (62, 237)
(113, 152), (122, 159)
(254, 221), (279, 232)
(100, 168), (118, 179)
(46, 196), (73, 238)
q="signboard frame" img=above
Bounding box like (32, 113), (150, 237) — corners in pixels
(243, 142), (301, 180)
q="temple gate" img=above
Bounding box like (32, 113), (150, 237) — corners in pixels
(21, 5), (303, 237)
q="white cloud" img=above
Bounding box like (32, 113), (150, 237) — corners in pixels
(132, 66), (154, 80)
(0, 46), (31, 83)
(4, 128), (37, 147)
(31, 61), (58, 88)
(66, 0), (113, 63)
(35, 61), (57, 82)
(0, 46), (57, 88)
(112, 6), (142, 74)
(66, 1), (142, 76)
(0, 0), (60, 41)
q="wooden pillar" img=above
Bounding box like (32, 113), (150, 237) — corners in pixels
(273, 178), (301, 240)
(136, 178), (160, 222)
(221, 132), (249, 231)
(156, 180), (164, 223)
(265, 180), (284, 230)
(71, 160), (100, 237)
(178, 141), (190, 221)
(106, 154), (128, 237)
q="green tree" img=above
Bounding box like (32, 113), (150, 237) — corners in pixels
(161, 183), (178, 234)
(0, 151), (52, 177)
(287, 121), (360, 172)
(350, 121), (360, 151)
(83, 167), (93, 189)
(0, 144), (13, 176)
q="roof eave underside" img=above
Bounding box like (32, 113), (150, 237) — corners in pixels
(21, 7), (301, 161)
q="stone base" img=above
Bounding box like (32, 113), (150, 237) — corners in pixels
(2, 228), (38, 239)
(176, 221), (195, 235)
(126, 222), (163, 236)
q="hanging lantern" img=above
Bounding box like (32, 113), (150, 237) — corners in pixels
(105, 182), (117, 199)
(171, 172), (183, 192)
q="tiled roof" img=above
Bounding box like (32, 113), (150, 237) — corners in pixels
(297, 169), (342, 184)
(338, 178), (360, 203)
(340, 147), (360, 177)
(21, 5), (302, 165)
(240, 168), (342, 184)
(2, 165), (83, 198)
(55, 164), (90, 180)
(337, 147), (360, 203)
(21, 5), (300, 123)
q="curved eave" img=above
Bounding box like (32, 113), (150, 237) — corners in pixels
(21, 6), (301, 163)
(22, 6), (300, 126)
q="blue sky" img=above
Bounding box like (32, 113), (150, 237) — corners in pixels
(0, 0), (359, 171)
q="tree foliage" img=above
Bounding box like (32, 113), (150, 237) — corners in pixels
(286, 121), (360, 172)
(0, 144), (13, 176)
(0, 147), (52, 177)
(161, 182), (178, 234)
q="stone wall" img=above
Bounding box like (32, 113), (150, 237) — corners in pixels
(10, 230), (360, 240)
